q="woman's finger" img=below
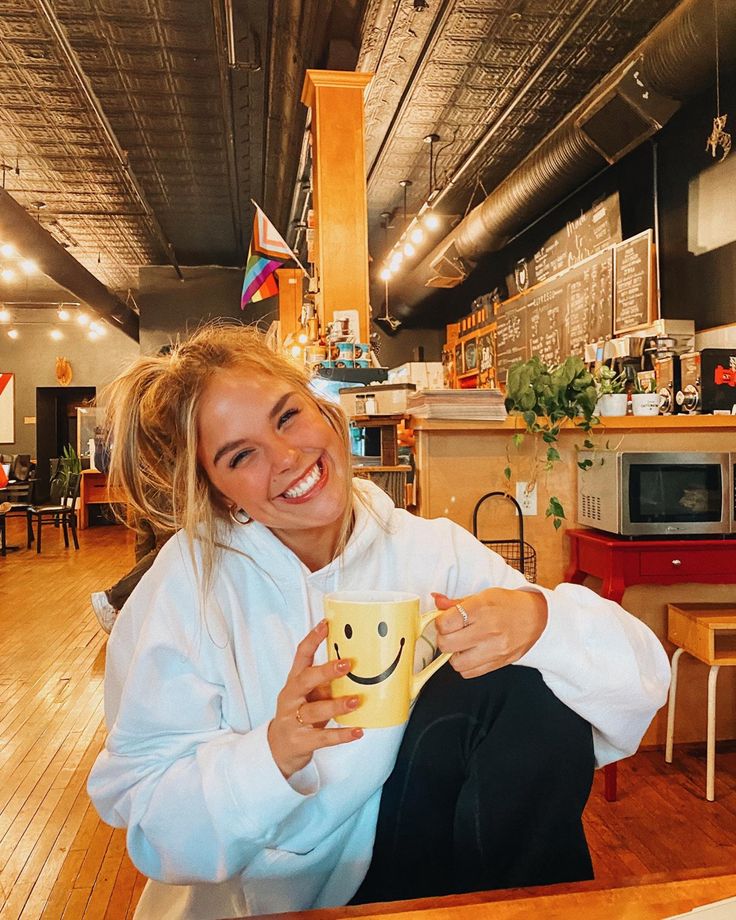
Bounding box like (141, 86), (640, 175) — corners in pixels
(294, 657), (351, 700)
(287, 620), (328, 679)
(435, 600), (473, 636)
(297, 694), (361, 727)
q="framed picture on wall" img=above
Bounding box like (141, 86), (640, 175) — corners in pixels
(0, 372), (14, 443)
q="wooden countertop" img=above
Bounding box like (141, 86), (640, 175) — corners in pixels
(251, 867), (736, 920)
(410, 414), (736, 432)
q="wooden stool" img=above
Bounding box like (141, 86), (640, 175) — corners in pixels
(665, 603), (736, 801)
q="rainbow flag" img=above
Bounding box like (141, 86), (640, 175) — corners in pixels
(241, 205), (296, 308)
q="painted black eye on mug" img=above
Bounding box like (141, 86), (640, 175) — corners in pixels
(344, 624), (353, 639)
(377, 621), (388, 637)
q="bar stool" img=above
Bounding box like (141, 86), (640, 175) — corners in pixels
(665, 603), (736, 801)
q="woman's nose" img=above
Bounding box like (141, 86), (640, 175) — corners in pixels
(270, 441), (299, 471)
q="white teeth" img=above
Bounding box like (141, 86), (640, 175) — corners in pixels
(282, 462), (321, 499)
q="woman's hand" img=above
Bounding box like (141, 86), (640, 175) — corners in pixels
(268, 620), (363, 779)
(432, 588), (548, 679)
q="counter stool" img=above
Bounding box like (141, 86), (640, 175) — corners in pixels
(665, 603), (736, 801)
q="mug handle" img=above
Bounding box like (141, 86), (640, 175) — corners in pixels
(410, 609), (453, 701)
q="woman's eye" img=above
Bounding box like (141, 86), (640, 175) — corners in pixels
(229, 449), (252, 469)
(278, 407), (300, 427)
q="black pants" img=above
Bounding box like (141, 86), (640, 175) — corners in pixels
(351, 663), (594, 904)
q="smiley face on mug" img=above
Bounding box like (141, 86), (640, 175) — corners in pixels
(333, 619), (406, 685)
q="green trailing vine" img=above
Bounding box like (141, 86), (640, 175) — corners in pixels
(503, 356), (599, 529)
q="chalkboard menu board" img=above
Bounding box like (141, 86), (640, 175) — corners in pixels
(566, 249), (614, 357)
(525, 279), (566, 367)
(614, 229), (653, 333)
(494, 247), (614, 381)
(511, 192), (622, 293)
(495, 305), (527, 374)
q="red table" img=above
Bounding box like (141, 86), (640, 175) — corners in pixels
(564, 528), (736, 801)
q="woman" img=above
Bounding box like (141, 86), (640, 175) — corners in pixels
(88, 323), (670, 919)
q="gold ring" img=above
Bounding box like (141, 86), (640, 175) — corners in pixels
(456, 602), (470, 628)
(296, 705), (306, 725)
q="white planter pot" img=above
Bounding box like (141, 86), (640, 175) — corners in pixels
(631, 392), (662, 416)
(595, 393), (629, 417)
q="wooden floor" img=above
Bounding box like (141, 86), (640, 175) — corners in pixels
(1, 516), (736, 919)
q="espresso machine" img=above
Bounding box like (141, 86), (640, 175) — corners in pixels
(606, 336), (650, 390)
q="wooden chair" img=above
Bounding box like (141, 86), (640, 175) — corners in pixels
(27, 472), (81, 553)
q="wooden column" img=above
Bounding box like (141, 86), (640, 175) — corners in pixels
(301, 70), (373, 343)
(276, 267), (303, 346)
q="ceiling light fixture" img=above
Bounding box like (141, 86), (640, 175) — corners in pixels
(1, 267), (15, 282)
(7, 328), (18, 339)
(0, 307), (10, 322)
(57, 306), (70, 321)
(50, 329), (63, 341)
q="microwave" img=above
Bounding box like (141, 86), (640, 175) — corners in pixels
(577, 451), (735, 537)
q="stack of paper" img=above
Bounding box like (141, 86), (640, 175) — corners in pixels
(407, 389), (507, 420)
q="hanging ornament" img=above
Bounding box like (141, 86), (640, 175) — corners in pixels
(706, 0), (731, 161)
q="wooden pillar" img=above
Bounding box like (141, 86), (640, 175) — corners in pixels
(301, 70), (373, 343)
(276, 267), (303, 346)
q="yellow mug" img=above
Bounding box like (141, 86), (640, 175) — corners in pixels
(324, 590), (451, 728)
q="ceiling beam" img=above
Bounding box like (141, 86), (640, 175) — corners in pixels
(0, 188), (139, 341)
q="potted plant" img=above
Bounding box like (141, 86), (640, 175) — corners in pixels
(595, 366), (628, 416)
(631, 377), (662, 416)
(51, 444), (82, 503)
(504, 356), (598, 528)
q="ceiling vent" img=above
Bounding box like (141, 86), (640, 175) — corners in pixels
(577, 61), (680, 164)
(426, 239), (469, 288)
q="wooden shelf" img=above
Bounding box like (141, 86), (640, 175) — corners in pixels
(410, 414), (736, 432)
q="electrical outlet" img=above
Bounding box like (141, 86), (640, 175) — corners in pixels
(515, 482), (538, 516)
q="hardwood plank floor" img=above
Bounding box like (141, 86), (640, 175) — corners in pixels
(1, 515), (736, 918)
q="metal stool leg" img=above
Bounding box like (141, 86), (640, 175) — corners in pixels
(665, 647), (685, 763)
(707, 664), (720, 802)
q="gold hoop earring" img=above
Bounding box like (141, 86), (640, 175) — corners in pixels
(229, 506), (251, 526)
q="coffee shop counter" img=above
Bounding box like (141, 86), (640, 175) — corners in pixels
(410, 414), (736, 746)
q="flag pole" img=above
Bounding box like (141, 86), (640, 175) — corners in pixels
(250, 199), (310, 277)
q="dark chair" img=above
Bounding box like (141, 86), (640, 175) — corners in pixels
(0, 475), (36, 556)
(27, 472), (81, 553)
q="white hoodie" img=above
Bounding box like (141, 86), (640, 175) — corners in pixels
(88, 479), (670, 919)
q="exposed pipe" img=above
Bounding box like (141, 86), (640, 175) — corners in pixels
(33, 0), (183, 279)
(393, 0), (736, 318)
(0, 188), (139, 341)
(211, 0), (245, 260)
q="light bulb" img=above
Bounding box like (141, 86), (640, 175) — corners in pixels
(1, 267), (15, 282)
(57, 307), (70, 321)
(77, 312), (90, 326)
(50, 329), (63, 341)
(0, 243), (14, 258)
(21, 259), (37, 274)
(88, 330), (99, 341)
(297, 333), (308, 345)
(7, 328), (18, 339)
(379, 267), (391, 281)
(410, 227), (424, 244)
(423, 211), (440, 230)
(403, 243), (415, 258)
(0, 308), (10, 322)
(289, 344), (302, 359)
(389, 254), (402, 271)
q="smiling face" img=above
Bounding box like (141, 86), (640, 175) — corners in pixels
(334, 618), (406, 685)
(197, 366), (351, 567)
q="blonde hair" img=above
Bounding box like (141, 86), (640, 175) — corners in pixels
(102, 322), (355, 592)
